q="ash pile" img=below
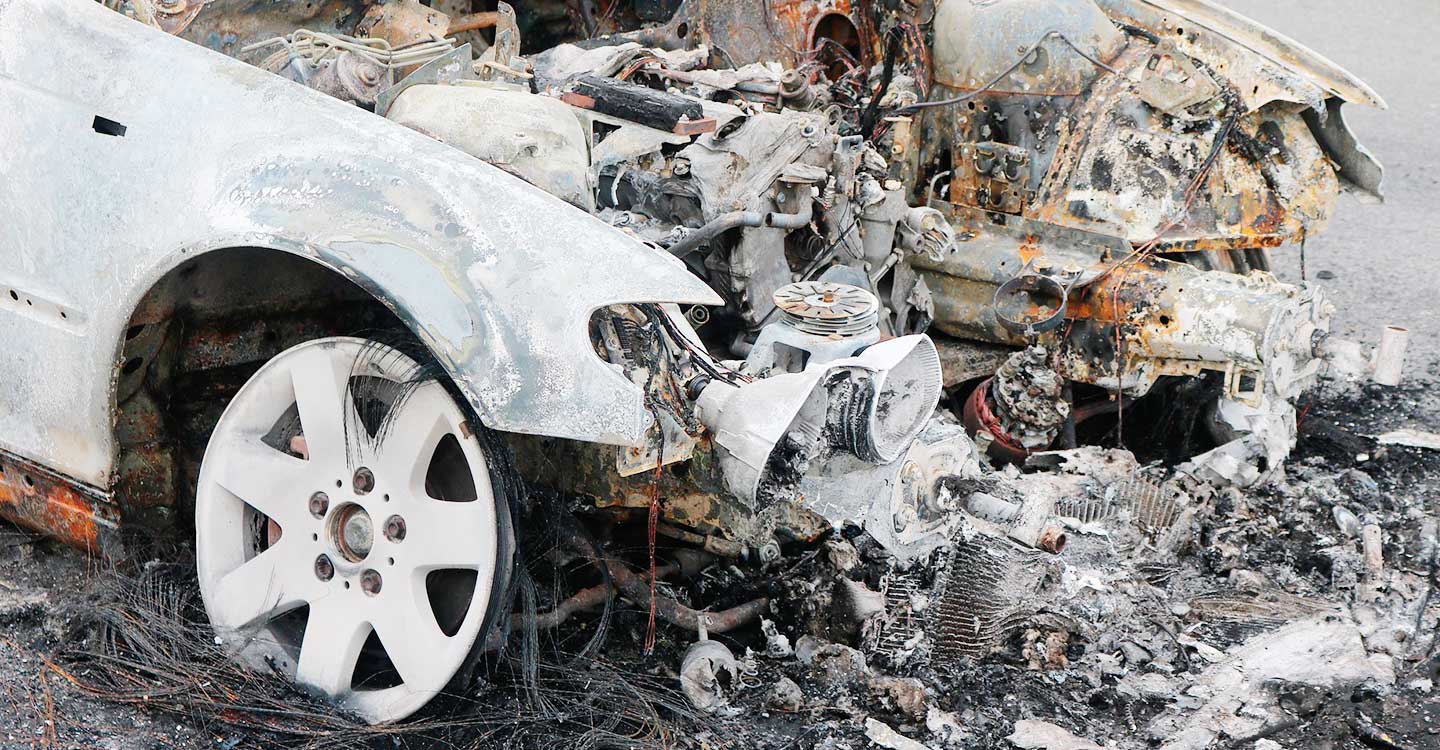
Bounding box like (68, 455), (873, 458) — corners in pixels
(48, 378), (1440, 750)
(49, 0), (1437, 748)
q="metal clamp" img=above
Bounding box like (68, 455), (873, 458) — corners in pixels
(992, 263), (1075, 337)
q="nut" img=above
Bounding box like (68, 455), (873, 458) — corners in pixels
(309, 491), (330, 518)
(353, 467), (375, 495)
(360, 569), (382, 595)
(384, 515), (407, 542)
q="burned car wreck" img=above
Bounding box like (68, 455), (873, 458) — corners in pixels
(2, 0), (1423, 746)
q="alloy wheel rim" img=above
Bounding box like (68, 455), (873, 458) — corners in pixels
(195, 337), (498, 723)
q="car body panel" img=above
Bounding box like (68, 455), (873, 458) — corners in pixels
(0, 0), (720, 488)
(1097, 0), (1386, 110)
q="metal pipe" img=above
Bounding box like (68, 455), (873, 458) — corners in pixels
(964, 492), (1020, 523)
(765, 197), (813, 229)
(447, 11), (498, 34)
(667, 211), (764, 259)
(656, 521), (746, 558)
(567, 532), (769, 633)
(1036, 527), (1068, 554)
(667, 198), (813, 258)
(1373, 325), (1409, 386)
(527, 563), (679, 630)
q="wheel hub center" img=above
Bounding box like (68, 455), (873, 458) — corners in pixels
(331, 503), (374, 562)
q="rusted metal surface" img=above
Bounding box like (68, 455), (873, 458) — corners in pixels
(0, 448), (118, 556)
(671, 0), (877, 69)
(930, 0), (1126, 95)
(915, 0), (1380, 255)
(1035, 526), (1067, 554)
(356, 0), (450, 50)
(1028, 45), (1339, 246)
(1095, 0), (1386, 110)
(948, 141), (1033, 215)
(912, 199), (1328, 402)
(172, 0), (371, 63)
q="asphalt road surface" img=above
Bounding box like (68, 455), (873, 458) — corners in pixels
(1223, 0), (1439, 373)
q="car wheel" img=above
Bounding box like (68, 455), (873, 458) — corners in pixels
(195, 336), (505, 723)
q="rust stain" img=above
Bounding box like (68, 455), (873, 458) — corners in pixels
(0, 452), (115, 554)
(1017, 238), (1043, 264)
(176, 0), (370, 60)
(1066, 261), (1167, 324)
(685, 0), (876, 69)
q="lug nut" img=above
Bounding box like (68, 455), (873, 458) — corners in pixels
(360, 569), (382, 595)
(384, 515), (407, 542)
(353, 466), (375, 495)
(309, 491), (330, 518)
(314, 554), (334, 581)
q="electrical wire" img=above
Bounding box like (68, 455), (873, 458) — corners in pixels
(1094, 112), (1240, 444)
(241, 30), (457, 70)
(899, 29), (1118, 112)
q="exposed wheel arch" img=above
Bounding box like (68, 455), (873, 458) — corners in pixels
(112, 245), (448, 548)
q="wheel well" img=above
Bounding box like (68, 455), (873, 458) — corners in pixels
(114, 246), (411, 548)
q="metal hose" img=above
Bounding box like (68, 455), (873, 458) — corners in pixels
(666, 198), (813, 258)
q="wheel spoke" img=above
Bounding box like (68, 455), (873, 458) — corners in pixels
(408, 501), (494, 570)
(296, 597), (370, 698)
(208, 543), (311, 630)
(376, 388), (453, 498)
(209, 433), (313, 530)
(289, 346), (355, 468)
(372, 597), (458, 693)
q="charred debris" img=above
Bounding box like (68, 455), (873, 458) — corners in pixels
(57, 0), (1435, 748)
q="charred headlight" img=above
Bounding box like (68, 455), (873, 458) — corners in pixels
(697, 334), (945, 511)
(828, 336), (944, 464)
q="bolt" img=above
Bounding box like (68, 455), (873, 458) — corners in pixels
(361, 569), (382, 596)
(309, 491), (329, 518)
(314, 555), (334, 581)
(353, 467), (375, 495)
(384, 515), (407, 542)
